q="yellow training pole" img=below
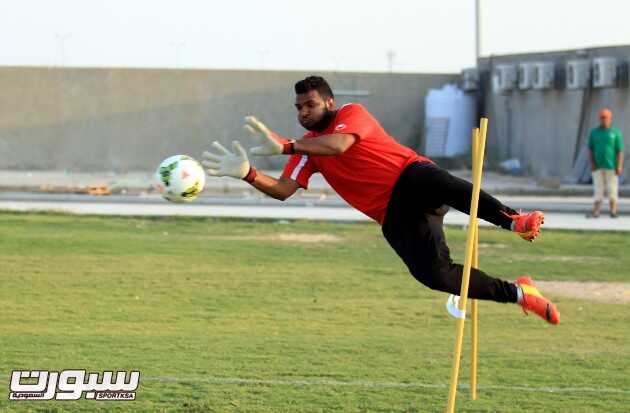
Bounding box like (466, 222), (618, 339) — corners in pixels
(470, 129), (480, 401)
(445, 119), (488, 413)
(470, 230), (479, 400)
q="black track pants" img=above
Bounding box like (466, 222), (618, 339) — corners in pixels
(382, 161), (519, 303)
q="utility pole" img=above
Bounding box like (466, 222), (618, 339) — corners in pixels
(386, 49), (395, 73)
(170, 41), (185, 69)
(55, 33), (72, 67)
(475, 0), (481, 64)
(259, 49), (269, 69)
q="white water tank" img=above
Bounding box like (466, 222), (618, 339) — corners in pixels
(424, 84), (477, 157)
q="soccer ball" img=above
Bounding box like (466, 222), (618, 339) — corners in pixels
(154, 155), (206, 203)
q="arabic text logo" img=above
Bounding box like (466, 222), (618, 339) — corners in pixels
(9, 370), (140, 401)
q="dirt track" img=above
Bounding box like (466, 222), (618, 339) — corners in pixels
(538, 281), (630, 304)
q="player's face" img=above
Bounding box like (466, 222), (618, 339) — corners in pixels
(600, 117), (612, 129)
(295, 90), (335, 130)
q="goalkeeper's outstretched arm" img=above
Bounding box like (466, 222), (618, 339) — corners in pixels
(249, 173), (300, 201)
(201, 140), (300, 202)
(245, 116), (356, 156)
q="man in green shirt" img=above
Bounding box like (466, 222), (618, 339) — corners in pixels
(588, 108), (625, 218)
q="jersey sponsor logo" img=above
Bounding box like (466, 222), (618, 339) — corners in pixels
(335, 123), (347, 131)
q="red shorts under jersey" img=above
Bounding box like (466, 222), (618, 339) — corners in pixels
(282, 103), (433, 225)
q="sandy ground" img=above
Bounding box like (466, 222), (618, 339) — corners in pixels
(274, 233), (341, 243)
(538, 281), (630, 304)
(207, 233), (343, 243)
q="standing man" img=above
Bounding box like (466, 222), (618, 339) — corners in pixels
(587, 108), (624, 218)
(202, 76), (560, 324)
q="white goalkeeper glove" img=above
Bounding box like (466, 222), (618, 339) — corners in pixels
(202, 141), (257, 183)
(244, 116), (296, 156)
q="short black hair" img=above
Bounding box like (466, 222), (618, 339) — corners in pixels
(294, 76), (334, 99)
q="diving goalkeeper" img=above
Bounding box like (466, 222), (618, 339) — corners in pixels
(202, 76), (560, 325)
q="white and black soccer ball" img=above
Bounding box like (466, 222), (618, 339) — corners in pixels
(154, 155), (206, 203)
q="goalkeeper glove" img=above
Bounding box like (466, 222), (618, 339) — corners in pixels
(244, 116), (295, 156)
(202, 141), (257, 183)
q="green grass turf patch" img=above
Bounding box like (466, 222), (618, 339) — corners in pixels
(0, 212), (629, 412)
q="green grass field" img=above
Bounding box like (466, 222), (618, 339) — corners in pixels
(1, 211), (629, 412)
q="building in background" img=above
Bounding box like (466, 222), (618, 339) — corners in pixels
(474, 44), (630, 184)
(1, 43), (630, 187)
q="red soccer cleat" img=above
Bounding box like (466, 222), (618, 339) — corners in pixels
(507, 210), (545, 241)
(515, 276), (560, 325)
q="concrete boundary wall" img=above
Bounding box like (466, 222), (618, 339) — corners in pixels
(0, 67), (455, 172)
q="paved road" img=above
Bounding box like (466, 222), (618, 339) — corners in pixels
(0, 192), (629, 214)
(1, 194), (628, 231)
(2, 169), (628, 196)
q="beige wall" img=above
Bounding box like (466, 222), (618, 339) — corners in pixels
(0, 67), (456, 171)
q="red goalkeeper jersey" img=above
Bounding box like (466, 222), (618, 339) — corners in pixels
(281, 103), (432, 224)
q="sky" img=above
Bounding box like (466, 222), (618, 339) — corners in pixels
(2, 0), (630, 73)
